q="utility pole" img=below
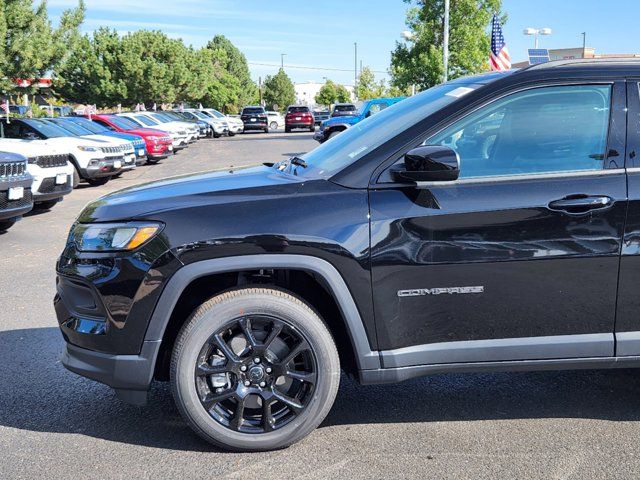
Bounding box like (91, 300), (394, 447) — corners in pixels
(581, 32), (587, 58)
(281, 53), (286, 70)
(354, 42), (358, 100)
(258, 76), (263, 106)
(443, 0), (450, 82)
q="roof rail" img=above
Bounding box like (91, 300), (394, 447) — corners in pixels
(523, 57), (640, 71)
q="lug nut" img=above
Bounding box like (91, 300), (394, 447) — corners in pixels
(240, 365), (247, 372)
(266, 367), (272, 374)
(253, 357), (261, 364)
(244, 380), (251, 387)
(259, 381), (266, 388)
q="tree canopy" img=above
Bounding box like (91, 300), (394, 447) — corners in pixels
(355, 66), (386, 100)
(262, 68), (295, 111)
(390, 0), (503, 91)
(315, 80), (351, 106)
(0, 0), (85, 95)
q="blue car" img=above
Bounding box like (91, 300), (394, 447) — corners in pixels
(62, 116), (148, 165)
(314, 97), (405, 143)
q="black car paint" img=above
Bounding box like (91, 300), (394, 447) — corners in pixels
(55, 62), (640, 402)
(0, 151), (33, 222)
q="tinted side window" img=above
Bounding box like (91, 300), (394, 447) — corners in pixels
(427, 85), (612, 179)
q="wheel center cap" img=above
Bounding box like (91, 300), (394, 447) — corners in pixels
(248, 365), (265, 382)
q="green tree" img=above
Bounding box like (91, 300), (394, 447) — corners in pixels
(315, 80), (352, 106)
(355, 66), (385, 100)
(205, 35), (258, 111)
(390, 0), (503, 91)
(263, 68), (295, 111)
(0, 0), (85, 95)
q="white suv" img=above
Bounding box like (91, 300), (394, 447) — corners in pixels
(200, 108), (244, 136)
(0, 138), (73, 208)
(119, 113), (189, 150)
(0, 118), (123, 187)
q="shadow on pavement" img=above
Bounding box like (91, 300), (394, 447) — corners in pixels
(3, 327), (640, 452)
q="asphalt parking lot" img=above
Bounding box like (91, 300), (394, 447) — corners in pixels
(2, 131), (640, 479)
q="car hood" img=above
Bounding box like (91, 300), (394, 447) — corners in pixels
(0, 138), (70, 156)
(322, 115), (360, 129)
(125, 127), (168, 138)
(77, 165), (305, 223)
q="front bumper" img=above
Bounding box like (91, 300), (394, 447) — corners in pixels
(0, 176), (34, 220)
(61, 342), (158, 405)
(286, 122), (314, 129)
(34, 175), (73, 202)
(243, 121), (267, 130)
(314, 130), (327, 143)
(82, 158), (120, 179)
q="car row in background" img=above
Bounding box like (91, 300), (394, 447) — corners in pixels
(0, 110), (219, 232)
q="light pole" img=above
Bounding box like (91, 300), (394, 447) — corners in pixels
(280, 53), (286, 70)
(400, 31), (417, 95)
(354, 42), (358, 100)
(523, 27), (552, 49)
(581, 32), (587, 58)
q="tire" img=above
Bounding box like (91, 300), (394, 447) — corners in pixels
(264, 127), (269, 134)
(285, 126), (291, 133)
(270, 122), (278, 130)
(35, 199), (59, 210)
(0, 219), (16, 232)
(72, 167), (80, 188)
(228, 132), (236, 137)
(146, 158), (160, 165)
(171, 287), (340, 452)
(309, 126), (315, 132)
(112, 172), (123, 179)
(87, 177), (109, 187)
(328, 130), (342, 140)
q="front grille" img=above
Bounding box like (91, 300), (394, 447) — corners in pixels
(100, 145), (122, 154)
(38, 177), (71, 194)
(0, 188), (32, 210)
(31, 154), (69, 168)
(0, 162), (26, 178)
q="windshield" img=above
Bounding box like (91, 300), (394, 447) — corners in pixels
(152, 113), (173, 122)
(66, 118), (110, 134)
(190, 110), (210, 120)
(287, 106), (309, 113)
(46, 119), (92, 136)
(23, 119), (70, 138)
(132, 115), (159, 126)
(242, 107), (264, 114)
(334, 105), (355, 112)
(107, 115), (139, 130)
(203, 109), (225, 118)
(299, 83), (480, 178)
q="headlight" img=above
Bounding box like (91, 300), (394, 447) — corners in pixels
(147, 136), (160, 142)
(72, 222), (162, 252)
(77, 145), (99, 152)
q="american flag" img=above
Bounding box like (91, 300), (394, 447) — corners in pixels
(490, 14), (511, 71)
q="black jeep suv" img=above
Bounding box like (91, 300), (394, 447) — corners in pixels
(56, 59), (640, 451)
(0, 151), (33, 231)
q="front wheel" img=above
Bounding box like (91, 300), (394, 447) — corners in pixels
(170, 288), (340, 452)
(270, 122), (278, 130)
(0, 219), (16, 232)
(87, 177), (109, 187)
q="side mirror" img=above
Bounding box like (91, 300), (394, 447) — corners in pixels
(391, 145), (459, 183)
(365, 110), (372, 118)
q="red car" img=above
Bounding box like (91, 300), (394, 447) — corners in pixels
(84, 114), (174, 163)
(284, 105), (315, 133)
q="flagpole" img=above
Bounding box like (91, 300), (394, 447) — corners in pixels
(443, 0), (450, 83)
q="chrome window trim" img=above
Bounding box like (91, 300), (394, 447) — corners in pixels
(414, 167), (625, 188)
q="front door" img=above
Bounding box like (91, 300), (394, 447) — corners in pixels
(370, 81), (627, 368)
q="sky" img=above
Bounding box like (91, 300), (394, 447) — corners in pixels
(46, 0), (640, 86)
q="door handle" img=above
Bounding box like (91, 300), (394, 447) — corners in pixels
(548, 195), (612, 214)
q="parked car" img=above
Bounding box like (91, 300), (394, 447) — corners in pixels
(88, 114), (173, 163)
(0, 151), (32, 231)
(169, 111), (212, 138)
(330, 103), (357, 117)
(0, 118), (122, 186)
(119, 113), (189, 151)
(56, 58), (636, 452)
(60, 116), (147, 167)
(0, 139), (73, 209)
(312, 110), (330, 126)
(39, 105), (73, 117)
(240, 106), (269, 133)
(45, 118), (137, 175)
(7, 105), (28, 116)
(266, 111), (284, 130)
(146, 112), (200, 143)
(314, 97), (405, 143)
(284, 106), (315, 133)
(200, 108), (244, 136)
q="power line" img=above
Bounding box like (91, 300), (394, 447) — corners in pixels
(248, 61), (387, 75)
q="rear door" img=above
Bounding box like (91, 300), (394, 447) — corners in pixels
(370, 81), (628, 368)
